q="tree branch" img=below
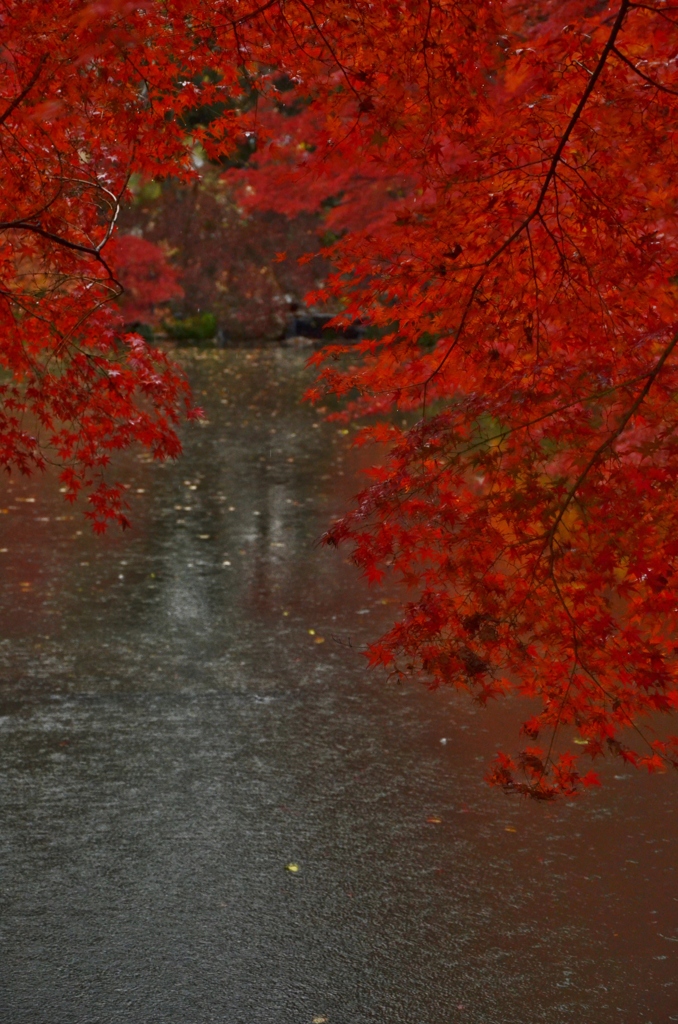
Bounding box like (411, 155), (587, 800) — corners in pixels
(0, 54), (48, 128)
(612, 44), (678, 93)
(230, 0), (281, 26)
(546, 330), (678, 550)
(0, 219), (102, 257)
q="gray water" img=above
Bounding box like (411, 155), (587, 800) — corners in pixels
(0, 348), (676, 1024)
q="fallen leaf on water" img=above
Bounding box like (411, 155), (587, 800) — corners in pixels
(315, 637), (325, 644)
(505, 826), (517, 833)
(427, 815), (442, 824)
(313, 1017), (328, 1023)
(573, 738), (588, 745)
(286, 862), (300, 873)
(308, 629), (316, 635)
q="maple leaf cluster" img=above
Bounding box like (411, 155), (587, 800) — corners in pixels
(6, 0), (678, 792)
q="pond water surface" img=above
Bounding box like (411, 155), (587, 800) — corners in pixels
(1, 349), (677, 1024)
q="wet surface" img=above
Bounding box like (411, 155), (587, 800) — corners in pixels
(0, 348), (677, 1024)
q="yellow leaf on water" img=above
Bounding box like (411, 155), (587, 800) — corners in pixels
(505, 826), (517, 832)
(315, 637), (325, 644)
(286, 862), (300, 873)
(308, 629), (316, 635)
(573, 738), (588, 745)
(427, 815), (442, 824)
(313, 1018), (328, 1023)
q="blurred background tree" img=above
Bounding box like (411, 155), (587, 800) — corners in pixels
(117, 169), (328, 343)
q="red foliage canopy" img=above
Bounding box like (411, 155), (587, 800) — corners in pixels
(222, 0), (678, 796)
(7, 0), (678, 794)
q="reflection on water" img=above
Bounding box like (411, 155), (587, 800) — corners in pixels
(0, 349), (676, 1024)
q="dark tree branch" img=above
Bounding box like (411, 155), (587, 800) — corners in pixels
(230, 0), (281, 26)
(612, 44), (678, 93)
(0, 219), (102, 257)
(0, 54), (48, 128)
(546, 330), (678, 551)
